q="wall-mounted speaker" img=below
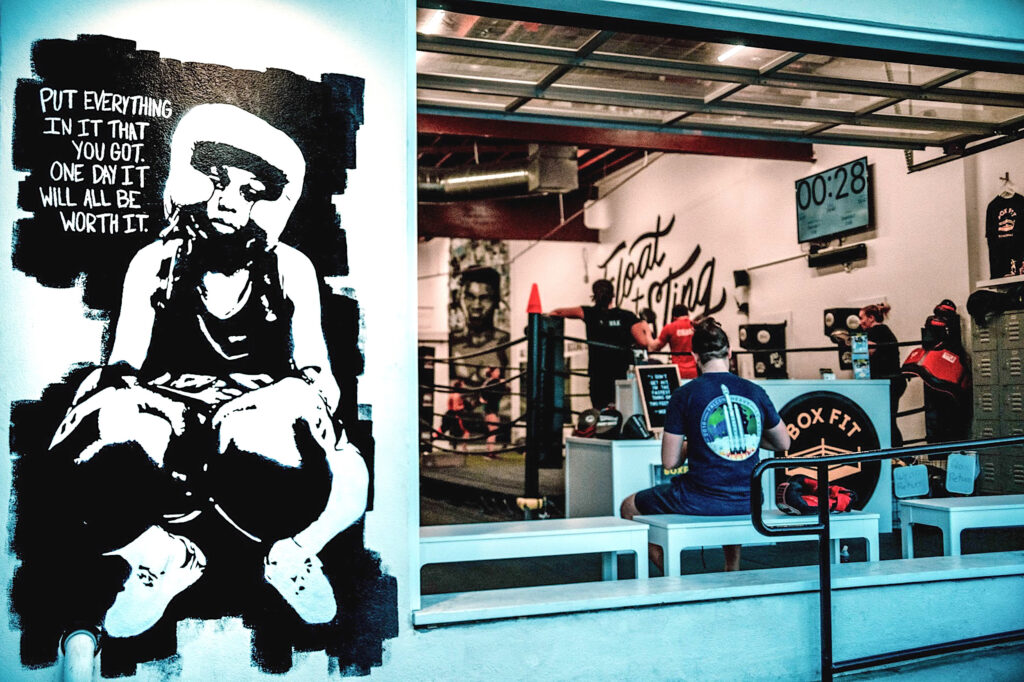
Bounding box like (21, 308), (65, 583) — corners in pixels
(823, 308), (861, 337)
(739, 322), (787, 378)
(807, 243), (867, 268)
(824, 307), (861, 370)
(739, 322), (786, 350)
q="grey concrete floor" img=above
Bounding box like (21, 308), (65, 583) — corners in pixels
(840, 641), (1024, 681)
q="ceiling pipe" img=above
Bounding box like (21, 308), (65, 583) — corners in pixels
(418, 144), (577, 202)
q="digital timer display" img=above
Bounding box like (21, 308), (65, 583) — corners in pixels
(795, 157), (870, 244)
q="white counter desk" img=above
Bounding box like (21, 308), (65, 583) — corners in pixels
(565, 437), (662, 518)
(564, 437), (776, 518)
(571, 378), (894, 532)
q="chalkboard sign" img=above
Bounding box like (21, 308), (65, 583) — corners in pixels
(635, 364), (681, 432)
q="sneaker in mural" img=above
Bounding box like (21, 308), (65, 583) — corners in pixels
(264, 538), (337, 624)
(102, 526), (206, 638)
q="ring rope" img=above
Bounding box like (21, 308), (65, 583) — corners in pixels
(428, 336), (526, 363)
(421, 371), (525, 394)
(434, 359), (515, 371)
(422, 442), (526, 456)
(553, 332), (917, 356)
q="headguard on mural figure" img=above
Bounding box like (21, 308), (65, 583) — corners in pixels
(46, 103), (368, 639)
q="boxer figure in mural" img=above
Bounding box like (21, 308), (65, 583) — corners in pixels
(47, 103), (368, 637)
(449, 266), (510, 437)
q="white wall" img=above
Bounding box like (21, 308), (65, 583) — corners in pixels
(541, 140), (1015, 440)
(964, 138), (1024, 290)
(591, 145), (970, 366)
(416, 137), (1009, 439)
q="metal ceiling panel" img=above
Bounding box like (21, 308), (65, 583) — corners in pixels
(871, 100), (1024, 125)
(942, 72), (1024, 95)
(417, 87), (518, 109)
(417, 51), (555, 84)
(596, 34), (789, 70)
(417, 8), (598, 49)
(554, 67), (721, 99)
(416, 5), (1024, 172)
(778, 55), (954, 85)
(517, 98), (677, 124)
(724, 84), (884, 112)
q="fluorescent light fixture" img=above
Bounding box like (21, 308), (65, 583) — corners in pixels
(445, 170), (529, 185)
(420, 10), (446, 35)
(717, 45), (746, 63)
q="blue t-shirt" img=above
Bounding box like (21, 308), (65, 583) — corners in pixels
(664, 372), (781, 500)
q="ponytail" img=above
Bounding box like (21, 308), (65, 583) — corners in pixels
(861, 302), (890, 323)
(692, 317), (730, 364)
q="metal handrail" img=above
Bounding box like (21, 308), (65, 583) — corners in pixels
(750, 435), (1024, 682)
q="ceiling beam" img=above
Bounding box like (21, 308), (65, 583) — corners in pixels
(422, 105), (930, 149)
(425, 1), (1024, 72)
(418, 34), (1024, 108)
(418, 73), (1000, 135)
(419, 190), (597, 242)
(419, 113), (814, 161)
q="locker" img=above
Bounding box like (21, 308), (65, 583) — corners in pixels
(1001, 311), (1024, 349)
(973, 385), (1000, 420)
(999, 347), (1024, 384)
(971, 321), (998, 352)
(1007, 452), (1024, 494)
(1002, 384), (1024, 421)
(972, 419), (999, 439)
(977, 453), (1002, 494)
(972, 350), (997, 385)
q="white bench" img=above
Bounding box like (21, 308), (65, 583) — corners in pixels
(634, 510), (880, 576)
(418, 517), (649, 607)
(899, 494), (1024, 558)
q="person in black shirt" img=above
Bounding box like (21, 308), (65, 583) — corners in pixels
(549, 279), (654, 409)
(838, 302), (906, 447)
(858, 303), (901, 380)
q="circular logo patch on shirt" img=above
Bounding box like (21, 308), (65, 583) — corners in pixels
(700, 387), (763, 461)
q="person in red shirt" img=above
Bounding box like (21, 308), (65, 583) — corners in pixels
(649, 304), (698, 379)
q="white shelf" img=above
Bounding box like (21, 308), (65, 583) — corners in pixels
(976, 273), (1024, 288)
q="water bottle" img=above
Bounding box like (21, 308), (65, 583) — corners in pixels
(840, 545), (850, 563)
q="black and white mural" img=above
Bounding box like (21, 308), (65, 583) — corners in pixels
(9, 35), (396, 676)
(447, 239), (511, 446)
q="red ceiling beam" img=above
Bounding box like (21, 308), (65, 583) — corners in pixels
(419, 114), (814, 162)
(577, 147), (618, 171)
(419, 191), (597, 243)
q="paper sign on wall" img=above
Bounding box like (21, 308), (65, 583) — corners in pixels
(893, 464), (929, 498)
(946, 451), (977, 495)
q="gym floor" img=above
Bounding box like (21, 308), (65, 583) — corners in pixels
(420, 451), (1024, 594)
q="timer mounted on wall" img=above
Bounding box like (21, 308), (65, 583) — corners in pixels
(795, 157), (871, 244)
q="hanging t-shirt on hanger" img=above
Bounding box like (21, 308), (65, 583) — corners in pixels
(985, 192), (1024, 278)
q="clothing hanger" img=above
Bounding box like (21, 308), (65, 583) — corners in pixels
(999, 172), (1017, 199)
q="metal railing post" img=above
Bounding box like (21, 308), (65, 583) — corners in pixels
(524, 311), (542, 499)
(817, 463), (833, 682)
(751, 434), (1024, 681)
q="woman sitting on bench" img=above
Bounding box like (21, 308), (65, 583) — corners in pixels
(620, 318), (791, 572)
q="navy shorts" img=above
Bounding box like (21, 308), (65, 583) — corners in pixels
(634, 481), (750, 516)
